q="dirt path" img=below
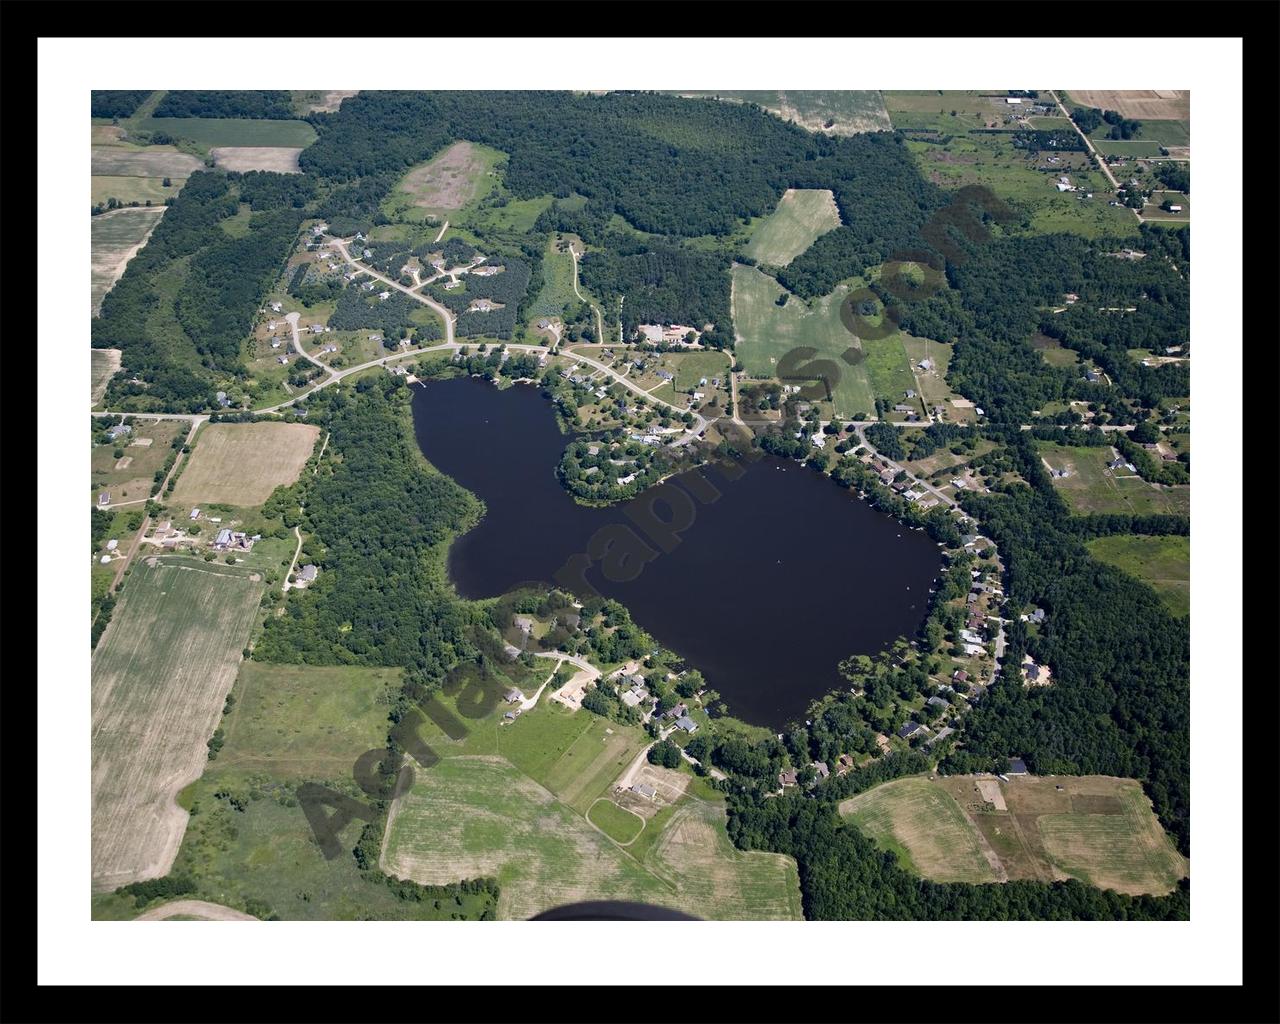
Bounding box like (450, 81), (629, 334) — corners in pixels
(568, 242), (607, 345)
(434, 220), (449, 243)
(135, 899), (258, 921)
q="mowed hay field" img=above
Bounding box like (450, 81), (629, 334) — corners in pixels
(382, 756), (802, 920)
(745, 189), (841, 267)
(1086, 533), (1189, 617)
(91, 207), (167, 315)
(124, 116), (318, 152)
(91, 349), (122, 406)
(845, 774), (1187, 896)
(1038, 441), (1190, 515)
(211, 147), (303, 173)
(731, 264), (875, 417)
(841, 777), (999, 883)
(91, 557), (264, 892)
(171, 422), (320, 506)
(1065, 90), (1189, 121)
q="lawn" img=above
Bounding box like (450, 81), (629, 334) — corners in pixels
(840, 776), (998, 883)
(1038, 441), (1190, 515)
(731, 264), (875, 418)
(588, 798), (646, 844)
(91, 417), (186, 499)
(171, 422), (321, 507)
(670, 350), (732, 393)
(744, 188), (841, 267)
(1085, 534), (1189, 617)
(124, 116), (318, 152)
(91, 556), (264, 892)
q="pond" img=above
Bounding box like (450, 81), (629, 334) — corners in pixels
(412, 376), (942, 728)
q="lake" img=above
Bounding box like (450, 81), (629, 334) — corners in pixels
(411, 376), (942, 728)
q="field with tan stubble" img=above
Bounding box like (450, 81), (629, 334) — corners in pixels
(170, 422), (320, 506)
(91, 557), (263, 892)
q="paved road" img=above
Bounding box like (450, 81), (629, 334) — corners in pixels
(285, 311), (337, 377)
(854, 424), (956, 508)
(329, 237), (457, 345)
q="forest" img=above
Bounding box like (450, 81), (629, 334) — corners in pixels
(91, 90), (151, 119)
(94, 172), (302, 408)
(153, 90), (296, 120)
(252, 379), (487, 701)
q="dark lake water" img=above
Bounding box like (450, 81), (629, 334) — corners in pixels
(411, 376), (941, 728)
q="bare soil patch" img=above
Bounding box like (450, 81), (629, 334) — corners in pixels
(92, 207), (167, 315)
(135, 899), (258, 921)
(399, 142), (487, 210)
(211, 147), (303, 173)
(308, 90), (359, 113)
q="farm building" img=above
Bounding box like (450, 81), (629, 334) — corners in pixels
(189, 508), (201, 520)
(1007, 758), (1029, 776)
(99, 492), (111, 506)
(631, 783), (657, 801)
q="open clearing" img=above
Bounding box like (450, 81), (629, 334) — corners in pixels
(1038, 442), (1190, 515)
(382, 755), (802, 920)
(91, 349), (122, 406)
(91, 147), (204, 178)
(171, 422), (320, 506)
(215, 663), (403, 780)
(91, 207), (166, 315)
(668, 90), (890, 134)
(388, 141), (502, 217)
(211, 147), (303, 173)
(841, 776), (999, 883)
(1086, 534), (1189, 617)
(843, 774), (1187, 896)
(732, 263), (876, 417)
(746, 189), (841, 267)
(91, 557), (264, 892)
(304, 90), (359, 114)
(1066, 90), (1189, 121)
(588, 798), (646, 844)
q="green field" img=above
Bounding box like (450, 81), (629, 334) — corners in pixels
(732, 264), (874, 417)
(383, 756), (802, 920)
(745, 188), (841, 267)
(841, 777), (998, 883)
(215, 663), (404, 779)
(101, 659), (496, 921)
(1039, 442), (1190, 515)
(670, 350), (731, 393)
(526, 235), (580, 320)
(1086, 534), (1189, 617)
(91, 176), (183, 207)
(91, 556), (264, 892)
(588, 798), (646, 844)
(845, 774), (1187, 896)
(125, 117), (318, 152)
